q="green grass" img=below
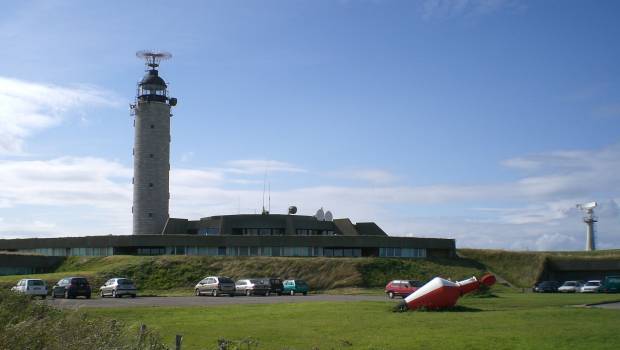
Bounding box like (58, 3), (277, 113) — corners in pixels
(0, 255), (487, 295)
(86, 292), (620, 350)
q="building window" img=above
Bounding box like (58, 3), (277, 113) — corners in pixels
(149, 183), (154, 187)
(149, 154), (154, 158)
(150, 124), (155, 129)
(148, 213), (153, 218)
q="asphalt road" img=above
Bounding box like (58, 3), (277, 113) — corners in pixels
(591, 301), (620, 310)
(45, 294), (391, 309)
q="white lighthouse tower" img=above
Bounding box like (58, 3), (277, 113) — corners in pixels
(131, 51), (177, 235)
(576, 201), (597, 251)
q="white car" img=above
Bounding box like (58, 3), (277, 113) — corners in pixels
(11, 279), (48, 299)
(558, 281), (583, 293)
(580, 280), (601, 293)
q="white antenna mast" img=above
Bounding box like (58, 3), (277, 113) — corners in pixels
(576, 201), (598, 251)
(268, 182), (271, 213)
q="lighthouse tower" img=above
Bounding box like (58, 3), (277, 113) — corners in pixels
(132, 51), (177, 235)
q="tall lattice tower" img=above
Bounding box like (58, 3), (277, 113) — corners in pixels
(131, 51), (177, 235)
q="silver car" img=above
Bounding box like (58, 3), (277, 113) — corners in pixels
(99, 278), (137, 298)
(194, 276), (236, 297)
(235, 279), (271, 296)
(11, 279), (48, 299)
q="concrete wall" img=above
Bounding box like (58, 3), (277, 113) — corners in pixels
(0, 254), (65, 276)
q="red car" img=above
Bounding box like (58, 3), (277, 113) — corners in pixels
(385, 280), (423, 299)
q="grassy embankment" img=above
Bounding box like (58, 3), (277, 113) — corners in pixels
(87, 292), (620, 350)
(459, 249), (620, 287)
(0, 255), (487, 295)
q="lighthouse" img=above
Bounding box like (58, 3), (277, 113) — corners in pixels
(131, 51), (177, 235)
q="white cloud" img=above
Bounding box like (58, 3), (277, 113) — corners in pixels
(0, 144), (618, 251)
(223, 159), (306, 174)
(328, 169), (400, 184)
(0, 76), (119, 155)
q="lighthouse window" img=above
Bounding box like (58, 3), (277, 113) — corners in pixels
(148, 213), (153, 218)
(150, 124), (155, 129)
(149, 154), (154, 158)
(149, 183), (154, 187)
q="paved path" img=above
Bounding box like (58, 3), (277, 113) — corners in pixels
(45, 294), (391, 309)
(591, 301), (620, 310)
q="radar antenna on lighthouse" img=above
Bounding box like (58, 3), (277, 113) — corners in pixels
(136, 50), (172, 69)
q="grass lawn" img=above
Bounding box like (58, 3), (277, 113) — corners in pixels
(86, 292), (620, 350)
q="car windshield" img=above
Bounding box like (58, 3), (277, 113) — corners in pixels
(72, 278), (88, 284)
(117, 279), (133, 285)
(563, 282), (576, 286)
(296, 280), (307, 286)
(606, 277), (620, 284)
(28, 280), (44, 286)
(409, 280), (423, 287)
(250, 279), (263, 284)
(585, 282), (600, 286)
(219, 277), (234, 283)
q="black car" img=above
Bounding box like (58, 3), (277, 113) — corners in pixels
(52, 277), (92, 299)
(261, 278), (284, 296)
(532, 280), (561, 293)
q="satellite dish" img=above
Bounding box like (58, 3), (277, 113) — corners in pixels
(324, 210), (333, 221)
(288, 206), (297, 215)
(315, 208), (325, 221)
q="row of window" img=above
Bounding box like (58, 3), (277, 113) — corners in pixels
(16, 246), (427, 259)
(379, 247), (427, 258)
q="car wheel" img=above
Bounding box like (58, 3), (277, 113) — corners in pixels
(229, 293), (235, 297)
(86, 294), (91, 299)
(131, 294), (136, 298)
(41, 295), (46, 300)
(64, 290), (69, 299)
(195, 289), (201, 296)
(265, 291), (270, 297)
(212, 289), (218, 297)
(388, 292), (395, 299)
(290, 290), (295, 296)
(246, 290), (251, 296)
(100, 290), (105, 298)
(112, 290), (117, 298)
(303, 292), (307, 296)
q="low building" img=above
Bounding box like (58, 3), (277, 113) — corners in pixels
(0, 214), (455, 259)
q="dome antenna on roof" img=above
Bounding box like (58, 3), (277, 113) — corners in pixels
(136, 50), (172, 70)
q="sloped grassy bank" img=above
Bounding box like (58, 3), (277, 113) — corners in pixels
(459, 248), (620, 287)
(0, 289), (166, 349)
(0, 255), (486, 293)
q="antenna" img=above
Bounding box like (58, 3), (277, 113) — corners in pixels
(576, 201), (598, 251)
(268, 182), (271, 213)
(136, 50), (172, 69)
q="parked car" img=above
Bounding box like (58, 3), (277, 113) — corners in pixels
(11, 279), (48, 299)
(194, 276), (236, 297)
(235, 279), (271, 296)
(283, 279), (309, 296)
(385, 280), (423, 299)
(579, 280), (601, 293)
(600, 276), (620, 293)
(51, 277), (91, 299)
(558, 280), (583, 293)
(261, 277), (284, 296)
(532, 281), (561, 293)
(99, 278), (137, 298)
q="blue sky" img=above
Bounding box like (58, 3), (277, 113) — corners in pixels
(0, 0), (619, 250)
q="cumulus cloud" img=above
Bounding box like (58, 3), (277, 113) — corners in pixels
(0, 76), (118, 155)
(1, 143), (619, 250)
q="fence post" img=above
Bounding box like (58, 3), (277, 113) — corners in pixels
(139, 324), (147, 345)
(175, 334), (183, 350)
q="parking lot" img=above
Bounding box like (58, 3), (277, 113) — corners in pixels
(45, 294), (388, 309)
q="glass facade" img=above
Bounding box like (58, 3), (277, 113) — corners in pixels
(379, 247), (426, 258)
(15, 246), (426, 258)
